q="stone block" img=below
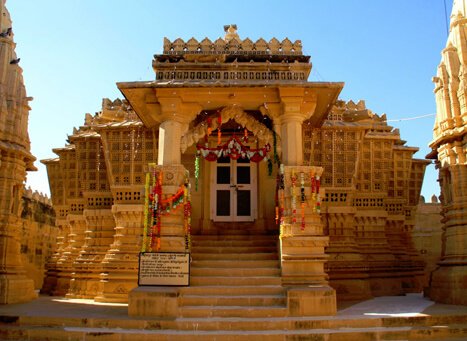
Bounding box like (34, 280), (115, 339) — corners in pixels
(128, 286), (179, 318)
(287, 286), (336, 316)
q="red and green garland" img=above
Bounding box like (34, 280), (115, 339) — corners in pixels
(141, 169), (192, 253)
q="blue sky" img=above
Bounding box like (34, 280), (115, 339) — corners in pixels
(8, 0), (451, 199)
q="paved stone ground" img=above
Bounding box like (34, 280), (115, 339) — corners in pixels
(0, 292), (465, 320)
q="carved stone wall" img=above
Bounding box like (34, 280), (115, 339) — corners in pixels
(304, 100), (428, 299)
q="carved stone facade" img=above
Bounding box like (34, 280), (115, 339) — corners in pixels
(427, 0), (467, 305)
(305, 100), (428, 299)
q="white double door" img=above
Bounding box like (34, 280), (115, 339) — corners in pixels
(210, 156), (257, 222)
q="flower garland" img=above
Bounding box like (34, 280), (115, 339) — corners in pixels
(300, 172), (306, 231)
(290, 169), (297, 224)
(197, 136), (271, 162)
(142, 169), (192, 253)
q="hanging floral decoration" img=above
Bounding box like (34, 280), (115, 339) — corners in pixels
(275, 164), (285, 225)
(300, 172), (306, 231)
(291, 169), (297, 224)
(276, 166), (323, 233)
(196, 135), (271, 163)
(194, 154), (200, 191)
(141, 169), (192, 253)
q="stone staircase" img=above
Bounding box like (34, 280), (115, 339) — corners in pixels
(179, 233), (287, 318)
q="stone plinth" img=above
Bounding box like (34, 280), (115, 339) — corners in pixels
(324, 207), (372, 301)
(96, 204), (143, 303)
(56, 213), (86, 297)
(354, 212), (402, 296)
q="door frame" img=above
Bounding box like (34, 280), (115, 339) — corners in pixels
(210, 158), (257, 222)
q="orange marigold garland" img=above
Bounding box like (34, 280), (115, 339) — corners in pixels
(144, 168), (192, 253)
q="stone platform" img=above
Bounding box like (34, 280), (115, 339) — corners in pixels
(0, 293), (466, 340)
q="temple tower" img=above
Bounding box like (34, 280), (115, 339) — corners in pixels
(427, 0), (467, 305)
(0, 0), (37, 303)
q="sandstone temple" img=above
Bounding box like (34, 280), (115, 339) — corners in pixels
(0, 0), (465, 335)
(36, 24), (434, 317)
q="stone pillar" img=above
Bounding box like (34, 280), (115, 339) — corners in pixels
(158, 120), (183, 165)
(0, 155), (36, 304)
(128, 164), (190, 317)
(279, 166), (336, 317)
(96, 204), (143, 303)
(66, 209), (115, 299)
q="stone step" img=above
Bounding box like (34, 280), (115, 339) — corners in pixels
(190, 276), (282, 286)
(191, 246), (278, 253)
(192, 239), (278, 247)
(191, 252), (278, 261)
(180, 285), (285, 296)
(179, 305), (288, 318)
(2, 323), (466, 340)
(190, 267), (281, 277)
(192, 234), (278, 241)
(191, 259), (280, 268)
(3, 312), (467, 333)
(179, 294), (286, 307)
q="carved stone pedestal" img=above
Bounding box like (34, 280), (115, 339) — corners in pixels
(279, 166), (336, 316)
(128, 164), (190, 316)
(0, 214), (36, 304)
(96, 204), (143, 303)
(67, 209), (115, 299)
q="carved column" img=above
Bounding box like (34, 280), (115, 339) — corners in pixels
(0, 155), (36, 303)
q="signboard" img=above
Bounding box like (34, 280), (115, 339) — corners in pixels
(138, 252), (190, 286)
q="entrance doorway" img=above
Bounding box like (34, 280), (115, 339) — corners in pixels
(210, 156), (257, 222)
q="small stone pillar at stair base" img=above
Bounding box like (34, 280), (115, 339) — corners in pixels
(66, 209), (115, 299)
(52, 213), (86, 296)
(128, 287), (179, 318)
(128, 164), (190, 318)
(279, 165), (336, 316)
(95, 204), (143, 303)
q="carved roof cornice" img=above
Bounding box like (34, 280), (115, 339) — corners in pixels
(162, 37), (303, 56)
